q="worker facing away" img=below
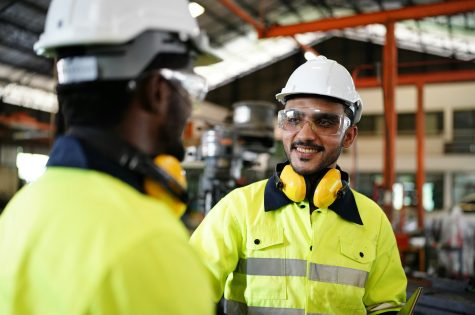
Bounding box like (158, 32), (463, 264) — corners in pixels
(0, 0), (219, 314)
(191, 56), (407, 315)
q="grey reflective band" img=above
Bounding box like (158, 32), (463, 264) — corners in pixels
(225, 300), (306, 315)
(235, 258), (368, 288)
(235, 258), (307, 277)
(308, 263), (368, 288)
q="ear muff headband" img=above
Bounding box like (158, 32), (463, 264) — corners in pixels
(67, 127), (188, 216)
(278, 165), (347, 209)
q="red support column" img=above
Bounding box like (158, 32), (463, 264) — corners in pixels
(416, 82), (425, 230)
(382, 22), (397, 222)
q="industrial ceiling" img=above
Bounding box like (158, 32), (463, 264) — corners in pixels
(0, 0), (474, 145)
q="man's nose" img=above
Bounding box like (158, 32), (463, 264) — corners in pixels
(297, 120), (318, 138)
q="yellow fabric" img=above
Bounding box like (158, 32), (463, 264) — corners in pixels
(190, 179), (406, 315)
(0, 167), (214, 315)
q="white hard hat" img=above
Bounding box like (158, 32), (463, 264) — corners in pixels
(275, 56), (363, 124)
(34, 0), (219, 83)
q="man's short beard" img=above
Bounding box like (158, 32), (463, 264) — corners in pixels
(285, 139), (344, 176)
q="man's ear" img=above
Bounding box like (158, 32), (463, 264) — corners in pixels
(140, 73), (171, 116)
(342, 125), (358, 148)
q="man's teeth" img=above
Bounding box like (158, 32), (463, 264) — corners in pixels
(296, 147), (319, 153)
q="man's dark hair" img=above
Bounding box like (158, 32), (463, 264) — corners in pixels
(284, 93), (355, 125)
(56, 80), (134, 132)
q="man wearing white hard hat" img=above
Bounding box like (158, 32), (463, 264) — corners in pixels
(191, 56), (407, 314)
(0, 0), (219, 314)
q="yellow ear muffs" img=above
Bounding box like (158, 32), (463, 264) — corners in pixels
(313, 168), (343, 209)
(280, 165), (306, 202)
(144, 155), (188, 218)
(279, 165), (344, 209)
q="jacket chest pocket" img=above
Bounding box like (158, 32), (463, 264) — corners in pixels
(244, 225), (287, 300)
(339, 236), (376, 271)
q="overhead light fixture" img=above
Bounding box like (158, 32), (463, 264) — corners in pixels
(189, 2), (205, 18)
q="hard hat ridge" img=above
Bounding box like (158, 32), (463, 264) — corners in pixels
(35, 0), (220, 84)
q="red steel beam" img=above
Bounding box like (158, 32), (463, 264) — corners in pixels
(355, 69), (475, 88)
(292, 36), (320, 56)
(218, 0), (265, 34)
(353, 59), (475, 82)
(260, 0), (475, 37)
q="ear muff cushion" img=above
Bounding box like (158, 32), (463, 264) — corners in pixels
(144, 155), (187, 217)
(280, 165), (306, 202)
(313, 168), (342, 209)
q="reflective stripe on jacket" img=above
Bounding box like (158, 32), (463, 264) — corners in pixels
(190, 179), (406, 315)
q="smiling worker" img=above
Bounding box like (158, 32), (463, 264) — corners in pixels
(191, 55), (407, 315)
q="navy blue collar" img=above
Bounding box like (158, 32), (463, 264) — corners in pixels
(47, 135), (144, 193)
(264, 162), (363, 225)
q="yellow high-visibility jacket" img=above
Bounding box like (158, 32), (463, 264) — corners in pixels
(191, 176), (407, 315)
(0, 167), (214, 315)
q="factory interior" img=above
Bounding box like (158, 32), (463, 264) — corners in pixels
(0, 0), (475, 314)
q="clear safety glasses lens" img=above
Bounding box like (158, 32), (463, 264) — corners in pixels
(159, 68), (208, 103)
(278, 108), (350, 135)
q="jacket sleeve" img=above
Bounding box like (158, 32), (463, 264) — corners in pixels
(190, 194), (243, 302)
(364, 212), (407, 315)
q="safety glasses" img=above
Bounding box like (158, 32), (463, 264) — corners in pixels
(278, 108), (351, 136)
(158, 68), (208, 103)
(129, 68), (208, 103)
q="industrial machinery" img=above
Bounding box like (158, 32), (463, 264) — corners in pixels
(198, 101), (276, 214)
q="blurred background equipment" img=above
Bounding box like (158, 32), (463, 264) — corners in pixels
(198, 101), (276, 214)
(199, 124), (234, 214)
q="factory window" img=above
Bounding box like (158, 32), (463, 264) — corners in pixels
(357, 114), (384, 135)
(453, 172), (475, 207)
(453, 109), (475, 146)
(358, 112), (443, 136)
(398, 112), (443, 135)
(16, 152), (49, 183)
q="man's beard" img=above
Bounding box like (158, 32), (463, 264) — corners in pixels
(156, 92), (189, 161)
(161, 137), (186, 161)
(286, 139), (343, 176)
